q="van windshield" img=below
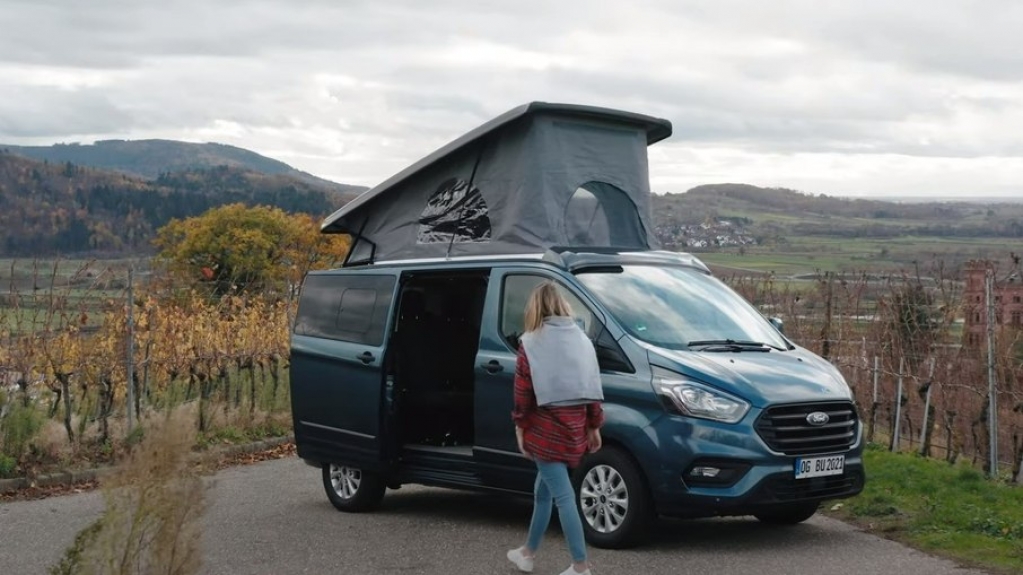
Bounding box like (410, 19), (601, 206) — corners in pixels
(574, 265), (789, 351)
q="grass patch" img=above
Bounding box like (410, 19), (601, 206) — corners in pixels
(0, 453), (16, 478)
(49, 412), (211, 575)
(830, 445), (1023, 573)
(195, 415), (292, 450)
(0, 400), (45, 461)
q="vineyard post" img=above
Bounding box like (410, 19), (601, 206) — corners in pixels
(892, 356), (904, 452)
(985, 268), (998, 478)
(919, 356), (935, 457)
(126, 266), (135, 434)
(859, 337), (867, 389)
(819, 272), (833, 360)
(869, 355), (879, 443)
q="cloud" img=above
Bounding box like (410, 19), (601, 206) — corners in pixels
(649, 145), (1023, 197)
(0, 83), (134, 138)
(0, 0), (1021, 196)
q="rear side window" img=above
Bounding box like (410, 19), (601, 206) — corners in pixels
(294, 274), (395, 345)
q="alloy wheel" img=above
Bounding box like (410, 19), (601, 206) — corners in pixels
(329, 464), (362, 500)
(579, 464), (629, 533)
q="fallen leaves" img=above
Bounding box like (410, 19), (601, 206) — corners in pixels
(212, 441), (296, 471)
(0, 442), (296, 503)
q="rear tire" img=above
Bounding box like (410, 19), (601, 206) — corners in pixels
(572, 447), (653, 549)
(754, 502), (819, 525)
(321, 463), (386, 513)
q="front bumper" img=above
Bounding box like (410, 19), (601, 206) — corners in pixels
(655, 463), (865, 517)
(640, 408), (866, 518)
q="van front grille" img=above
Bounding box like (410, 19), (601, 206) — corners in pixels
(755, 401), (858, 455)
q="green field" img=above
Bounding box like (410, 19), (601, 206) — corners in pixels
(0, 257), (143, 334)
(0, 257), (141, 290)
(696, 235), (1020, 276)
(0, 305), (109, 333)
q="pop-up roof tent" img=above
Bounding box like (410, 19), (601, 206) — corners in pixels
(321, 102), (672, 265)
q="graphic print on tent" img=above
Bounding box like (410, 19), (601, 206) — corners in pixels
(416, 177), (492, 244)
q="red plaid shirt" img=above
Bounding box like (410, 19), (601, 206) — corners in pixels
(511, 346), (604, 468)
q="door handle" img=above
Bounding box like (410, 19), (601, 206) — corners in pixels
(357, 351), (375, 364)
(479, 360), (504, 374)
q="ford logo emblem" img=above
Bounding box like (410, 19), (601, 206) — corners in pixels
(806, 411), (830, 426)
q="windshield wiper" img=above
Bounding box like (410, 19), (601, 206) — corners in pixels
(687, 339), (784, 352)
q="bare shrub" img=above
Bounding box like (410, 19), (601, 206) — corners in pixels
(49, 412), (213, 575)
(33, 419), (75, 464)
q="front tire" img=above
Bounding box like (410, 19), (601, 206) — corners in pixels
(572, 447), (652, 549)
(321, 463), (386, 512)
(754, 502), (819, 525)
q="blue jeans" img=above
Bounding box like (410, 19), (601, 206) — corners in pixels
(526, 459), (587, 563)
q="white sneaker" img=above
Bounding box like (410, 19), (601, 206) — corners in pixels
(559, 566), (591, 575)
(506, 547), (534, 573)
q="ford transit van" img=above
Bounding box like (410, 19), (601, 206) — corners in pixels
(289, 103), (864, 548)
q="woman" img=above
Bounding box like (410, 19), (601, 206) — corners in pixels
(507, 282), (604, 575)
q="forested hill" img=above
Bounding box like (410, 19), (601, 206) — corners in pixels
(0, 139), (365, 197)
(0, 152), (357, 257)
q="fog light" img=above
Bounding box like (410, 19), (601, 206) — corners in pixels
(683, 459), (752, 487)
(690, 466), (721, 478)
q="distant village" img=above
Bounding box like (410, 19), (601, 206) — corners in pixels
(654, 217), (759, 250)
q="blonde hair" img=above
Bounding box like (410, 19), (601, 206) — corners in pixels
(523, 281), (574, 333)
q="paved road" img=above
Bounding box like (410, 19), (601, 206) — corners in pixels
(0, 456), (991, 575)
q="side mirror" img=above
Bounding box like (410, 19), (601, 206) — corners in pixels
(769, 317), (784, 334)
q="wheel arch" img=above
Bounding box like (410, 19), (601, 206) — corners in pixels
(584, 436), (654, 498)
(581, 422), (664, 503)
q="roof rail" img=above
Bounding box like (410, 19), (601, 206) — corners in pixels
(542, 247), (711, 273)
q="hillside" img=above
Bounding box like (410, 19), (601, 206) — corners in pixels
(0, 152), (354, 256)
(3, 145), (1021, 261)
(0, 139), (366, 197)
(650, 183), (1023, 250)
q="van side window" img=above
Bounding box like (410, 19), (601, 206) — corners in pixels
(294, 275), (395, 345)
(500, 274), (597, 349)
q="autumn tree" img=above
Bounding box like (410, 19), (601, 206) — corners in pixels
(153, 204), (348, 295)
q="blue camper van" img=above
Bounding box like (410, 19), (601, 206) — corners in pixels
(289, 103), (865, 548)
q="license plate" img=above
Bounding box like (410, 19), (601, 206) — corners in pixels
(794, 455), (845, 479)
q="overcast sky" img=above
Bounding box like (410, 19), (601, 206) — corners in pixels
(2, 0), (1022, 197)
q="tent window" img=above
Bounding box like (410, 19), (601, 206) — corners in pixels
(564, 181), (645, 247)
(417, 177), (492, 244)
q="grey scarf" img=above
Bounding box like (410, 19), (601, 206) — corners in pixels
(519, 316), (604, 406)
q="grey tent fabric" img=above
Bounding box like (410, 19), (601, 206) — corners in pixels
(322, 102), (672, 264)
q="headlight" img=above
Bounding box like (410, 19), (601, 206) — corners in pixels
(653, 367), (750, 424)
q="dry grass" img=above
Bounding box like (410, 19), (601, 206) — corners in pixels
(49, 412), (213, 575)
